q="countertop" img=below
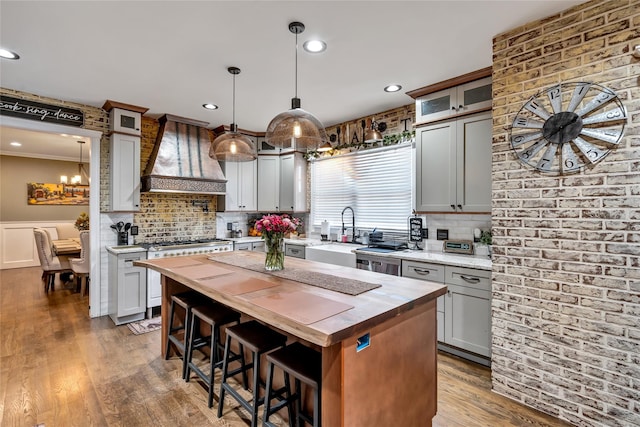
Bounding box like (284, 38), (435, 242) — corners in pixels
(106, 245), (147, 255)
(136, 251), (447, 347)
(356, 248), (492, 271)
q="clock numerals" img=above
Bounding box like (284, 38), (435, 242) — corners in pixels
(512, 116), (544, 129)
(546, 85), (563, 114)
(567, 83), (591, 112)
(581, 107), (627, 125)
(511, 131), (543, 148)
(576, 90), (616, 117)
(572, 137), (608, 163)
(561, 143), (583, 172)
(518, 139), (548, 161)
(580, 127), (623, 145)
(536, 143), (559, 172)
(524, 98), (552, 120)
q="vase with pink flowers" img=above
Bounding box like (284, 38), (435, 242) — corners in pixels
(255, 214), (301, 271)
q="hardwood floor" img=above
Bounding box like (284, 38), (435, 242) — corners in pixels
(0, 267), (572, 427)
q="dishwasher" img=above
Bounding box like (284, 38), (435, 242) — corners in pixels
(355, 252), (401, 276)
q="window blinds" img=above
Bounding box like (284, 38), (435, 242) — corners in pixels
(310, 144), (413, 231)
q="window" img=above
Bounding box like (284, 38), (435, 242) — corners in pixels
(310, 144), (413, 231)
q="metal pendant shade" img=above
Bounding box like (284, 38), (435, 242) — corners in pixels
(210, 67), (257, 162)
(265, 22), (328, 151)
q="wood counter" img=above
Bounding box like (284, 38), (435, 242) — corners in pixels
(136, 251), (447, 427)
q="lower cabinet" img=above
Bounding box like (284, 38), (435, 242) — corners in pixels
(284, 243), (305, 259)
(234, 241), (265, 252)
(401, 260), (491, 364)
(108, 249), (147, 325)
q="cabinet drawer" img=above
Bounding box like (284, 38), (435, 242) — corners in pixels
(401, 260), (445, 283)
(234, 242), (252, 251)
(285, 244), (305, 259)
(445, 266), (490, 291)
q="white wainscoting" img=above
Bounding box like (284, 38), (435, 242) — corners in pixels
(0, 221), (73, 270)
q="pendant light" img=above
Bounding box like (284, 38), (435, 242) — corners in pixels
(61, 140), (89, 185)
(265, 21), (328, 151)
(209, 67), (257, 162)
(364, 119), (386, 143)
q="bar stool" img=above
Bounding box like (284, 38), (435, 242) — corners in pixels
(165, 291), (208, 379)
(217, 320), (287, 427)
(185, 303), (242, 408)
(263, 342), (322, 427)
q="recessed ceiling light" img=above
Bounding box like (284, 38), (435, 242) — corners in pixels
(303, 40), (327, 53)
(203, 103), (219, 110)
(0, 48), (20, 60)
(10, 142), (22, 147)
(384, 84), (402, 93)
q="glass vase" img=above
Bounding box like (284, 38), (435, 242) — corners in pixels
(264, 232), (285, 271)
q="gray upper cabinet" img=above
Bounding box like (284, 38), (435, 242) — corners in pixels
(415, 77), (492, 124)
(415, 111), (492, 213)
(258, 152), (307, 213)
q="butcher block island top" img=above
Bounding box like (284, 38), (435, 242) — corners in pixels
(137, 251), (446, 347)
(135, 251), (447, 427)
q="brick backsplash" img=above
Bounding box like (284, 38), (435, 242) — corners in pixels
(492, 0), (640, 426)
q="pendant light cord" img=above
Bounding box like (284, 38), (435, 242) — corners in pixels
(294, 31), (298, 99)
(232, 71), (236, 126)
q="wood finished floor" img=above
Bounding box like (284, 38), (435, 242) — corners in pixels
(0, 267), (573, 427)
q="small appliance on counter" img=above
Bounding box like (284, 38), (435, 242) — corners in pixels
(443, 240), (474, 255)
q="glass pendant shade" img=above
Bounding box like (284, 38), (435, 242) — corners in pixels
(266, 98), (328, 151)
(209, 66), (257, 162)
(266, 21), (328, 151)
(210, 127), (256, 162)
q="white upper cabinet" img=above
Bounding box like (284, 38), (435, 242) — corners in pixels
(257, 155), (280, 212)
(221, 160), (257, 211)
(257, 152), (307, 213)
(415, 77), (492, 124)
(110, 133), (141, 211)
(416, 111), (492, 213)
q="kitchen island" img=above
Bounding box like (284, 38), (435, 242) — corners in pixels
(136, 251), (447, 426)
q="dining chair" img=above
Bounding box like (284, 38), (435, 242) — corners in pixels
(34, 228), (73, 293)
(70, 230), (90, 296)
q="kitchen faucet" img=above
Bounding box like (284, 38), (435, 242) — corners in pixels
(341, 206), (355, 243)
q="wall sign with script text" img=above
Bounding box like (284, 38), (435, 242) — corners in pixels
(0, 96), (84, 127)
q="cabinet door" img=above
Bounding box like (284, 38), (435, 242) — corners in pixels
(415, 121), (457, 212)
(239, 160), (257, 211)
(110, 108), (141, 135)
(278, 153), (307, 212)
(279, 154), (295, 211)
(224, 161), (241, 211)
(110, 133), (141, 211)
(415, 87), (456, 123)
(117, 255), (146, 317)
(456, 112), (492, 212)
(252, 241), (265, 252)
(257, 156), (280, 211)
(234, 242), (252, 251)
(455, 77), (492, 115)
(444, 283), (491, 357)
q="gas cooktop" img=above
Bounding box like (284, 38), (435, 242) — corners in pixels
(141, 238), (230, 251)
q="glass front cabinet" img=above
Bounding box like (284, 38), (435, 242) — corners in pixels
(415, 77), (492, 124)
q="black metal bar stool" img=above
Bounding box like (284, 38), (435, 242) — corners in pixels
(263, 342), (322, 427)
(217, 320), (287, 427)
(165, 291), (209, 379)
(184, 302), (242, 408)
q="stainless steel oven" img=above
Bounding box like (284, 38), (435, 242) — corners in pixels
(355, 252), (401, 276)
(144, 239), (233, 318)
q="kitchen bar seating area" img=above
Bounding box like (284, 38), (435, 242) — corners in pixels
(0, 266), (572, 426)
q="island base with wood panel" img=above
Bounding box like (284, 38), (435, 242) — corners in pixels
(136, 251), (446, 427)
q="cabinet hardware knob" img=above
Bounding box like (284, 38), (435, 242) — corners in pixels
(450, 204), (455, 210)
(458, 105), (464, 110)
(451, 106), (457, 111)
(457, 204), (462, 210)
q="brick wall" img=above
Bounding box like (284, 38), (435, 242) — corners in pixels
(491, 1), (639, 426)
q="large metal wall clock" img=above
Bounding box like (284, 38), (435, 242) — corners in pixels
(510, 82), (627, 174)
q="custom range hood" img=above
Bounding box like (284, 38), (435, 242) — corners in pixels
(142, 114), (226, 194)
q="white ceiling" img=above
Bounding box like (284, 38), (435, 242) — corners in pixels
(1, 0), (585, 159)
